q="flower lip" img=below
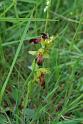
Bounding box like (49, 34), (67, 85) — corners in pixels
(36, 52), (43, 66)
(29, 38), (41, 44)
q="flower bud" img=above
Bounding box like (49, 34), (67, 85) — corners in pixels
(39, 73), (45, 88)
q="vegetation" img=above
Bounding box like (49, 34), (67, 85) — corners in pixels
(0, 0), (83, 123)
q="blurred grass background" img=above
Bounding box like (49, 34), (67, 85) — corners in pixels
(0, 0), (83, 123)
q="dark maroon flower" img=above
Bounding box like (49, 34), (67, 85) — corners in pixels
(29, 38), (41, 44)
(29, 33), (49, 44)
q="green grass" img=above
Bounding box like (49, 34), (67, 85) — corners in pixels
(0, 0), (83, 124)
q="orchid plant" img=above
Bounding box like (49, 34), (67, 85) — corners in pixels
(24, 33), (54, 108)
(28, 33), (54, 88)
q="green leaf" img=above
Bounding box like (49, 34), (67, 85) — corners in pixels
(28, 51), (37, 56)
(0, 114), (8, 124)
(32, 60), (39, 71)
(18, 0), (37, 4)
(24, 108), (35, 123)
